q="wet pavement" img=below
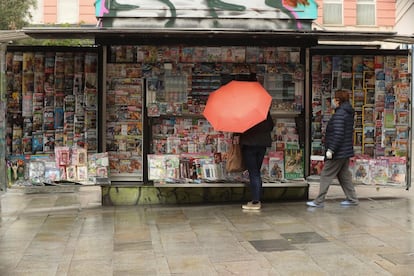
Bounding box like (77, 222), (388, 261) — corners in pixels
(0, 183), (414, 275)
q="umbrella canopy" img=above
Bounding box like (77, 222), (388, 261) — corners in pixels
(203, 80), (272, 133)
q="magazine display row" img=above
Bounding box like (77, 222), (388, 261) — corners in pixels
(106, 64), (144, 181)
(5, 51), (98, 155)
(149, 116), (304, 183)
(5, 50), (99, 185)
(7, 147), (109, 187)
(108, 45), (305, 116)
(311, 54), (410, 186)
(310, 155), (407, 186)
(106, 45), (306, 182)
(148, 148), (304, 183)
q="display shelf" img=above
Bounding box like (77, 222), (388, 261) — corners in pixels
(149, 113), (205, 118)
(270, 111), (301, 117)
(153, 181), (307, 188)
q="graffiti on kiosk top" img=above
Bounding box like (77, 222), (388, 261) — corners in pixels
(94, 0), (318, 29)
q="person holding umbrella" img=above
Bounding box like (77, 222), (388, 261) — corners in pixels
(240, 111), (274, 210)
(203, 73), (274, 210)
(307, 89), (359, 208)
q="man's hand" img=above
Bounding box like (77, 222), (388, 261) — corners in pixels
(326, 149), (333, 159)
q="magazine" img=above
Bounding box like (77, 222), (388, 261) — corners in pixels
(269, 151), (284, 181)
(389, 157), (407, 185)
(148, 154), (180, 180)
(284, 149), (304, 179)
(370, 159), (388, 185)
(310, 155), (324, 176)
(353, 158), (370, 184)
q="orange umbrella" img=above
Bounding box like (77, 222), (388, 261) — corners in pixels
(203, 80), (272, 133)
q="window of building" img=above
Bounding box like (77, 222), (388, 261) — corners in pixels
(356, 0), (376, 25)
(323, 0), (343, 25)
(57, 0), (79, 24)
(30, 0), (44, 24)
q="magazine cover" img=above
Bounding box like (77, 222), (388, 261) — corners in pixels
(353, 72), (364, 90)
(389, 157), (407, 185)
(245, 47), (261, 63)
(43, 131), (55, 152)
(32, 111), (43, 131)
(43, 108), (55, 131)
(365, 89), (375, 105)
(148, 154), (180, 180)
(284, 149), (304, 179)
(354, 109), (363, 129)
(363, 105), (374, 124)
(66, 165), (77, 181)
(22, 137), (32, 154)
(353, 158), (370, 184)
(383, 109), (395, 128)
(32, 131), (43, 153)
(54, 147), (68, 166)
(354, 131), (363, 147)
(370, 159), (388, 185)
(311, 140), (323, 155)
(88, 152), (109, 179)
(7, 155), (26, 184)
(310, 155), (325, 175)
(22, 93), (33, 117)
(260, 155), (270, 180)
(29, 160), (46, 184)
(396, 125), (408, 140)
(362, 125), (375, 143)
(76, 166), (88, 181)
(381, 128), (396, 148)
(44, 160), (60, 182)
(341, 72), (353, 90)
(269, 151), (284, 181)
(363, 143), (375, 157)
(395, 110), (409, 125)
(395, 139), (408, 157)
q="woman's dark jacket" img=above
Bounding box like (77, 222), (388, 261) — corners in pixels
(240, 112), (274, 147)
(325, 101), (354, 159)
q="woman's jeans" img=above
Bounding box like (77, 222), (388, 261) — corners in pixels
(242, 145), (266, 202)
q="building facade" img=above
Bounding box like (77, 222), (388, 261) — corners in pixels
(394, 0), (414, 36)
(29, 0), (399, 33)
(314, 0), (395, 32)
(30, 0), (97, 25)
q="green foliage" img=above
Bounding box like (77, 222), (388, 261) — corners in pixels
(15, 38), (95, 47)
(0, 0), (37, 30)
(14, 23), (96, 46)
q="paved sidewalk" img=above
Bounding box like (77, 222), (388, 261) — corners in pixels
(0, 183), (413, 275)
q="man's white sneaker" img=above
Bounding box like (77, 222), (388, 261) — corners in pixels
(340, 200), (359, 206)
(306, 201), (324, 208)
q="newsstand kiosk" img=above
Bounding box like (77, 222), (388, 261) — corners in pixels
(1, 1), (413, 205)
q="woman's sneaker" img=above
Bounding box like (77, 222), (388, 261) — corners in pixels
(242, 201), (261, 210)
